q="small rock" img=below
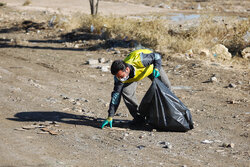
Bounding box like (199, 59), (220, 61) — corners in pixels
(73, 102), (81, 106)
(69, 98), (75, 103)
(114, 50), (121, 54)
(101, 66), (109, 72)
(137, 145), (146, 150)
(199, 49), (211, 57)
(241, 47), (250, 59)
(240, 132), (248, 138)
(159, 141), (172, 149)
(124, 133), (129, 137)
(98, 58), (105, 63)
(228, 83), (237, 88)
(237, 81), (242, 85)
(221, 142), (235, 148)
(163, 143), (172, 149)
(60, 94), (69, 99)
(87, 59), (99, 65)
(210, 76), (218, 82)
(139, 135), (144, 139)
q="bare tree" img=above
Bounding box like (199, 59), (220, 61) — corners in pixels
(89, 0), (100, 15)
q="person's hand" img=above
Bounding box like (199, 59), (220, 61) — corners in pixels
(101, 117), (113, 129)
(153, 68), (160, 78)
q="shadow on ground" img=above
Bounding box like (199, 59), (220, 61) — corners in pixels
(6, 111), (152, 131)
(0, 19), (139, 52)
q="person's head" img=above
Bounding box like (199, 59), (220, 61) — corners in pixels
(111, 60), (130, 81)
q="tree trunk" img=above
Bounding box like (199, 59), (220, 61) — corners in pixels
(89, 0), (100, 15)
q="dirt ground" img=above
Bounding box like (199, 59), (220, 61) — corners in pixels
(0, 0), (249, 167)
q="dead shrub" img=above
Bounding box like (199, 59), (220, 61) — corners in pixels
(60, 14), (249, 56)
(23, 0), (31, 6)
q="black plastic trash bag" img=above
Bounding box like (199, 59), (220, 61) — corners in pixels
(139, 78), (194, 132)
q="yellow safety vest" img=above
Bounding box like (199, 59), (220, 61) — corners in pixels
(122, 49), (154, 83)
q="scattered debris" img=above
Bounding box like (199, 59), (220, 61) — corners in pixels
(240, 132), (248, 138)
(159, 141), (172, 149)
(228, 83), (237, 88)
(201, 140), (213, 144)
(137, 145), (146, 150)
(87, 59), (99, 65)
(221, 143), (235, 148)
(98, 58), (105, 63)
(49, 16), (56, 27)
(210, 76), (218, 83)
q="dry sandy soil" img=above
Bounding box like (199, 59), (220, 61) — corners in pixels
(0, 0), (249, 167)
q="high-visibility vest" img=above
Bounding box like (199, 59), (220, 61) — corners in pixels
(123, 49), (154, 83)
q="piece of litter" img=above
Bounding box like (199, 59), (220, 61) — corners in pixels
(201, 140), (213, 144)
(48, 130), (59, 135)
(22, 125), (37, 130)
(137, 145), (146, 150)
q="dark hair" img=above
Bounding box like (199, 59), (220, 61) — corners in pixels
(111, 60), (128, 75)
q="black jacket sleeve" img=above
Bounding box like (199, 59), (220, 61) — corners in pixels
(140, 52), (162, 70)
(107, 77), (124, 117)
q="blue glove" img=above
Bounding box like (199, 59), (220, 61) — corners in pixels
(101, 117), (113, 129)
(153, 68), (160, 78)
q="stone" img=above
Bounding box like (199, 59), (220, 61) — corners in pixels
(137, 145), (146, 150)
(98, 58), (105, 63)
(228, 83), (237, 88)
(210, 76), (218, 82)
(199, 49), (211, 57)
(114, 50), (121, 54)
(163, 142), (172, 149)
(241, 47), (250, 59)
(221, 142), (235, 148)
(211, 44), (232, 60)
(87, 59), (99, 65)
(159, 141), (172, 149)
(101, 66), (109, 72)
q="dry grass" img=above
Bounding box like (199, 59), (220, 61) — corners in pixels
(58, 14), (249, 56)
(23, 0), (31, 6)
(0, 2), (6, 6)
